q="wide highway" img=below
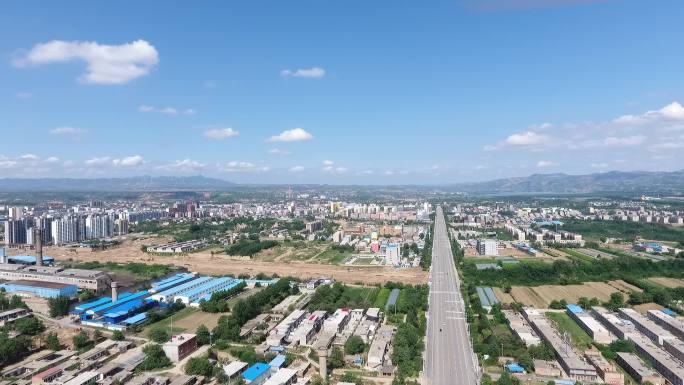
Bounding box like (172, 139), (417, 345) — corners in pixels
(424, 206), (479, 385)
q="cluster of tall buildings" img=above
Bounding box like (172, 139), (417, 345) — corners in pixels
(4, 213), (129, 246)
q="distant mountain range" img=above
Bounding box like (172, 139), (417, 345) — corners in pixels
(449, 170), (684, 195)
(0, 170), (682, 194)
(0, 175), (235, 192)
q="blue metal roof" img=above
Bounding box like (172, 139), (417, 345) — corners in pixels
(150, 274), (198, 294)
(476, 287), (490, 307)
(122, 312), (148, 325)
(245, 279), (278, 286)
(268, 354), (286, 368)
(153, 276), (213, 299)
(243, 363), (270, 382)
(103, 298), (148, 319)
(152, 273), (188, 288)
(88, 290), (149, 315)
(566, 304), (584, 314)
(506, 364), (525, 373)
(180, 277), (233, 300)
(74, 293), (134, 313)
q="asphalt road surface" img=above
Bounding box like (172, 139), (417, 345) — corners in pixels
(424, 206), (479, 385)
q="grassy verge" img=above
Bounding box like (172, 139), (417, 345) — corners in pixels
(546, 312), (593, 349)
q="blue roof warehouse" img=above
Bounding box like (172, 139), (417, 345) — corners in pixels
(0, 279), (77, 298)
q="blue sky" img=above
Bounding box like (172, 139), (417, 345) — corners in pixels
(1, 0), (683, 184)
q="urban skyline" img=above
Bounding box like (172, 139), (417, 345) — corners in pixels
(2, 0), (683, 184)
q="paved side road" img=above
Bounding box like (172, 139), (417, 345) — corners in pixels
(424, 206), (479, 385)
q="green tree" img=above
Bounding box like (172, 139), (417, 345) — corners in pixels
(185, 356), (214, 376)
(141, 344), (171, 370)
(196, 324), (210, 346)
(340, 371), (362, 385)
(15, 317), (46, 336)
(46, 333), (61, 351)
(148, 327), (170, 343)
(48, 296), (71, 317)
(329, 346), (345, 369)
(344, 335), (365, 355)
(605, 292), (625, 311)
(72, 330), (91, 349)
(111, 330), (125, 341)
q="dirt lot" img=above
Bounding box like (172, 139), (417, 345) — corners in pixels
(173, 310), (226, 331)
(632, 302), (665, 314)
(648, 277), (684, 288)
(500, 281), (634, 308)
(42, 237), (427, 285)
(607, 280), (643, 293)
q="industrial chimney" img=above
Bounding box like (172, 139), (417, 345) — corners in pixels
(34, 228), (43, 267)
(111, 281), (119, 302)
(317, 347), (327, 379)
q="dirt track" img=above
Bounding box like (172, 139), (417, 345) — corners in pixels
(41, 239), (427, 286)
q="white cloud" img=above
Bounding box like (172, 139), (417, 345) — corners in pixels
(204, 128), (239, 140)
(14, 39), (159, 85)
(85, 155), (143, 168)
(288, 166), (305, 172)
(268, 148), (292, 156)
(268, 128), (313, 142)
(85, 156), (112, 166)
(536, 160), (554, 168)
(157, 159), (206, 172)
(323, 160), (335, 166)
(50, 126), (87, 135)
(113, 155), (143, 167)
(45, 156), (60, 163)
(20, 154), (40, 161)
(280, 67), (325, 79)
(219, 161), (270, 173)
(16, 92), (33, 100)
(486, 101), (684, 154)
(139, 105), (196, 115)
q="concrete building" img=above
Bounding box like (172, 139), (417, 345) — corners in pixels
(0, 279), (77, 298)
(627, 332), (684, 385)
(323, 308), (350, 334)
(224, 361), (248, 381)
(586, 350), (624, 385)
(523, 308), (598, 382)
(648, 309), (684, 340)
(618, 308), (675, 346)
(476, 239), (498, 256)
(566, 305), (614, 344)
(162, 334), (198, 363)
(263, 368), (297, 385)
(502, 310), (541, 347)
(615, 352), (665, 385)
(0, 263), (111, 292)
(62, 372), (99, 385)
(367, 325), (395, 370)
(0, 308), (30, 327)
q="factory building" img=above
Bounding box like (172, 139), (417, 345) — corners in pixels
(0, 259), (111, 292)
(0, 279), (77, 298)
(615, 352), (665, 385)
(175, 277), (244, 305)
(648, 309), (684, 340)
(566, 305), (614, 344)
(591, 306), (633, 340)
(149, 276), (214, 303)
(627, 332), (684, 385)
(502, 310), (541, 347)
(523, 308), (598, 382)
(618, 308), (675, 346)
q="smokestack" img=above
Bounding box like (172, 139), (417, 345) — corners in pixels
(111, 281), (119, 302)
(317, 348), (327, 379)
(0, 248), (6, 264)
(35, 228), (43, 267)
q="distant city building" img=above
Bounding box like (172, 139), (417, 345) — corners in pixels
(476, 239), (498, 256)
